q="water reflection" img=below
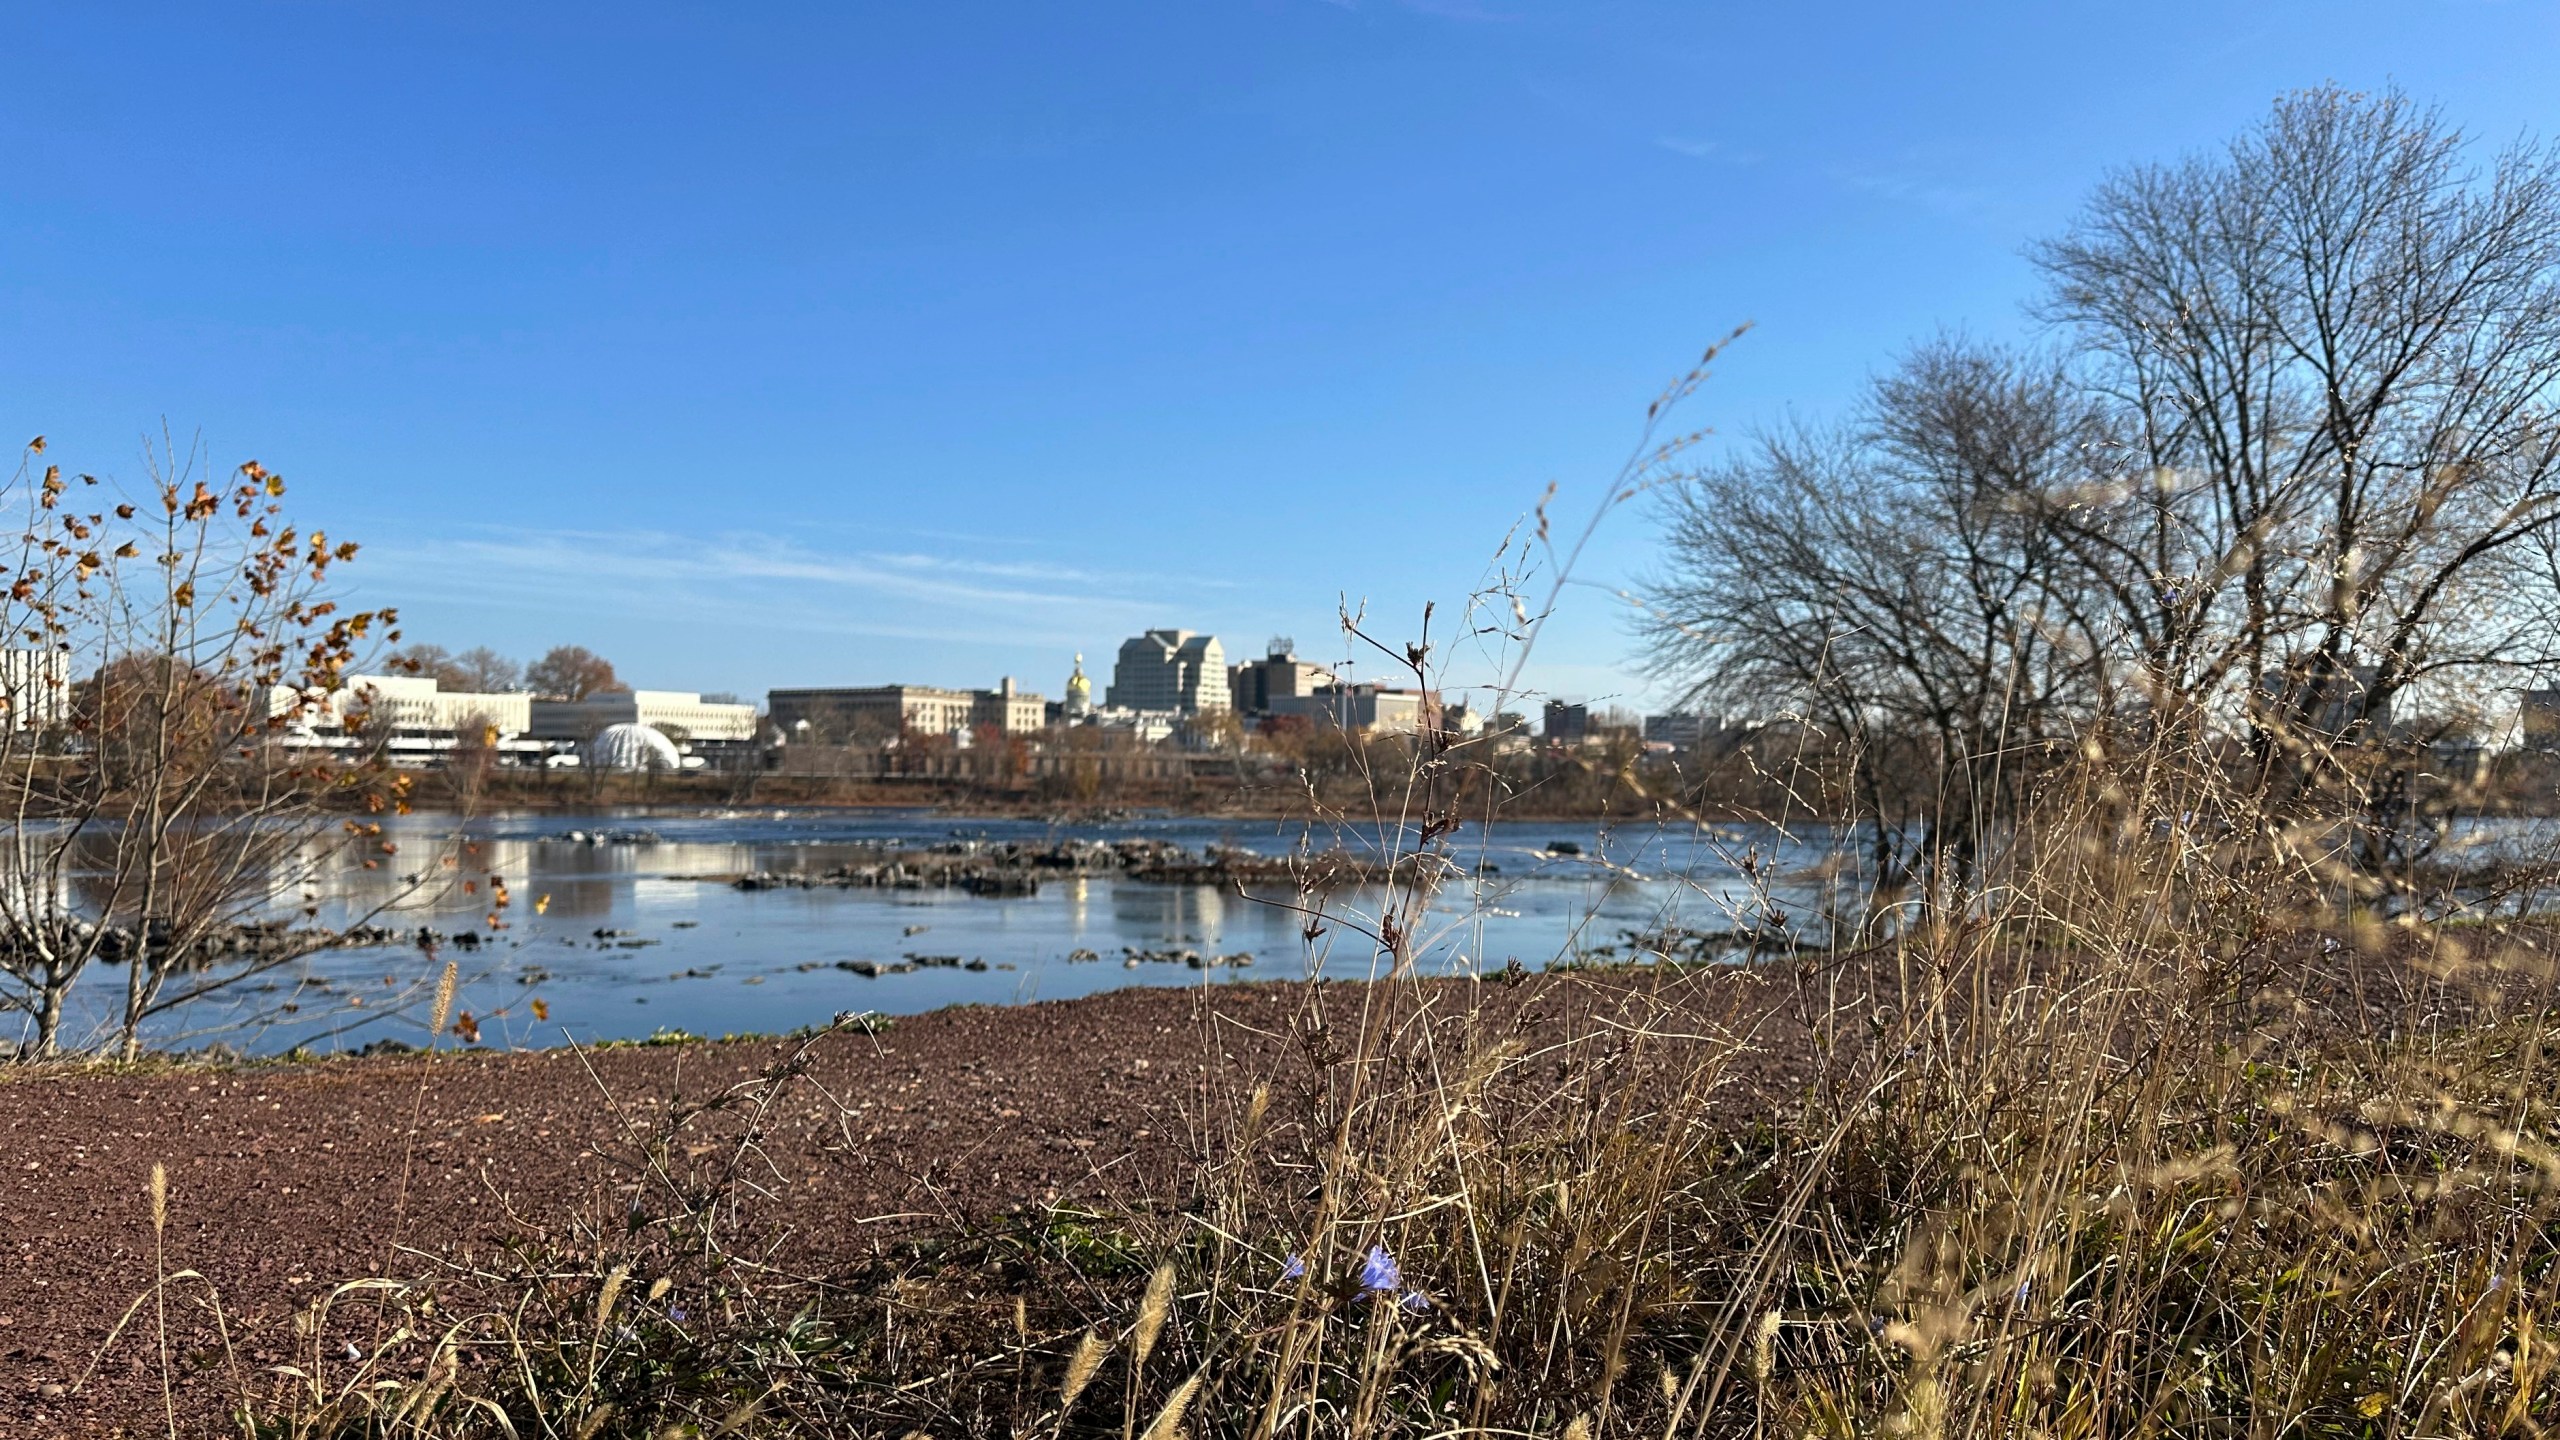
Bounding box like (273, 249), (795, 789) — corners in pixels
(29, 808), (1849, 1055)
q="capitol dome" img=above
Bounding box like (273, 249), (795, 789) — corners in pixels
(587, 722), (683, 772)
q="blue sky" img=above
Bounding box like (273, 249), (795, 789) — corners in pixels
(5, 2), (2557, 711)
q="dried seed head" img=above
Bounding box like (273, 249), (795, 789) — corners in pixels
(1132, 1262), (1176, 1369)
(1059, 1329), (1108, 1412)
(594, 1264), (629, 1332)
(428, 958), (458, 1042)
(148, 1161), (167, 1233)
(1563, 1417), (1592, 1440)
(1138, 1371), (1202, 1440)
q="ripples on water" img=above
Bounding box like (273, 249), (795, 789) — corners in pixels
(74, 808), (1845, 1054)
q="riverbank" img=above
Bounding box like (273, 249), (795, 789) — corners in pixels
(5, 966), (1811, 1434)
(4, 933), (2538, 1435)
(377, 767), (1791, 823)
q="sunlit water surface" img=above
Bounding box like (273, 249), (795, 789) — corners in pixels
(45, 808), (1853, 1053)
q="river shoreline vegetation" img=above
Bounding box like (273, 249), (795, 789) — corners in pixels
(11, 85), (2560, 1437)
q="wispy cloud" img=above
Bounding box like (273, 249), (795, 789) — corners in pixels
(356, 525), (1230, 650)
(1397, 0), (1519, 19)
(1830, 164), (1989, 219)
(1656, 136), (1761, 165)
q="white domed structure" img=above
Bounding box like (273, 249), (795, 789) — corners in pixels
(587, 722), (683, 772)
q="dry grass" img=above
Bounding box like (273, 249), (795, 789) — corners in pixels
(96, 736), (2542, 1436)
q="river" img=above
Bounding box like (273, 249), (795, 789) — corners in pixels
(37, 807), (1840, 1055)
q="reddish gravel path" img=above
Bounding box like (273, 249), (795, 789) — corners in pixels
(0, 968), (1811, 1437)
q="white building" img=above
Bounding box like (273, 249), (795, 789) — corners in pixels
(267, 673), (538, 766)
(529, 690), (759, 746)
(1086, 707), (1183, 745)
(0, 649), (70, 733)
(340, 674), (532, 739)
(1106, 630), (1229, 714)
(588, 722), (687, 772)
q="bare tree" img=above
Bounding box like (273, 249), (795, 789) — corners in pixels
(384, 642), (464, 688)
(386, 642), (521, 695)
(2033, 86), (2560, 812)
(1647, 88), (2560, 903)
(451, 646), (521, 693)
(527, 645), (622, 701)
(1643, 339), (2106, 911)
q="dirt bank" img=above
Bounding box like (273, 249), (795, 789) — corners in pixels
(2, 932), (2523, 1437)
(2, 966), (1825, 1436)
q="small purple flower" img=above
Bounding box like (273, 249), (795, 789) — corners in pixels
(1279, 1254), (1306, 1281)
(1399, 1289), (1431, 1313)
(1360, 1245), (1402, 1294)
(668, 1305), (689, 1323)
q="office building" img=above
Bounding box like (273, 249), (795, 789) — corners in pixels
(333, 674), (533, 739)
(769, 682), (1046, 742)
(1543, 699), (1590, 743)
(1106, 629), (1228, 714)
(1229, 638), (1335, 716)
(972, 678), (1045, 734)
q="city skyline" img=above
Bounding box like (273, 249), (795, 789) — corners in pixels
(7, 4), (2557, 711)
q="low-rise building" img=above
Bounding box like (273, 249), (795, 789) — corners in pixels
(531, 690), (759, 747)
(2256, 663), (2388, 737)
(1543, 700), (1590, 743)
(972, 678), (1045, 734)
(343, 674), (533, 739)
(768, 681), (1045, 742)
(0, 648), (69, 733)
(1084, 706), (1183, 745)
(269, 673), (539, 765)
(1643, 711), (1721, 749)
(1268, 683), (1434, 736)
